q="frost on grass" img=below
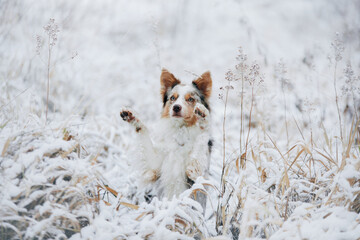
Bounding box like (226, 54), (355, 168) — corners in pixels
(0, 115), (210, 239)
(0, 120), (98, 239)
(211, 44), (360, 239)
(1, 0), (360, 240)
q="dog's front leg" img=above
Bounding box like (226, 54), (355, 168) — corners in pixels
(120, 108), (160, 182)
(186, 104), (211, 181)
(187, 105), (211, 214)
(186, 133), (211, 181)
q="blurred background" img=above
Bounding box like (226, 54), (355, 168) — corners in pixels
(1, 1), (360, 239)
(1, 0), (359, 126)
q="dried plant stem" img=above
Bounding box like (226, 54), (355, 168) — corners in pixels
(222, 85), (230, 168)
(240, 66), (245, 153)
(333, 62), (343, 140)
(351, 91), (358, 121)
(216, 81), (231, 232)
(283, 191), (290, 221)
(45, 34), (51, 124)
(245, 86), (254, 154)
(282, 88), (289, 149)
(41, 18), (59, 124)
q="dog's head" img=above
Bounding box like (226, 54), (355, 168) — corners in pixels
(160, 69), (212, 126)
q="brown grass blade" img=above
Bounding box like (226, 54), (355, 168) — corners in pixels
(104, 185), (118, 198)
(135, 212), (147, 221)
(175, 218), (188, 229)
(236, 155), (240, 173)
(314, 158), (330, 171)
(119, 202), (139, 210)
(2, 137), (13, 157)
(284, 144), (298, 156)
(283, 168), (290, 189)
(240, 152), (246, 169)
(287, 148), (305, 172)
(266, 133), (289, 167)
(192, 188), (207, 197)
(315, 150), (338, 168)
(340, 118), (359, 172)
(261, 168), (267, 183)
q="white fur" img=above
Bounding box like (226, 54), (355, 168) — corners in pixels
(122, 95), (211, 199)
(153, 116), (210, 198)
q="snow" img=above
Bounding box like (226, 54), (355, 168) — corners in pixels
(1, 0), (360, 239)
(270, 206), (360, 240)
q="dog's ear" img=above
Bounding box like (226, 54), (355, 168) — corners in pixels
(160, 69), (181, 106)
(192, 71), (212, 99)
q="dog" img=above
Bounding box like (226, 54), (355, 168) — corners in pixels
(120, 69), (212, 204)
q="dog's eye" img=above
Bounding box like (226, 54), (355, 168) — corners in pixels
(187, 97), (194, 102)
(170, 96), (176, 101)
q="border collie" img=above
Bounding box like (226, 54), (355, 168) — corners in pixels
(120, 69), (212, 202)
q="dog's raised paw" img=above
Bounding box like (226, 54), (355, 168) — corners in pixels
(120, 108), (146, 133)
(194, 104), (210, 130)
(195, 108), (205, 118)
(120, 109), (135, 122)
(194, 104), (208, 119)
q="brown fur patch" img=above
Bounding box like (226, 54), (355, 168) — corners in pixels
(160, 69), (181, 106)
(184, 114), (197, 127)
(192, 71), (212, 99)
(161, 101), (170, 118)
(145, 169), (160, 182)
(170, 92), (179, 101)
(184, 93), (196, 105)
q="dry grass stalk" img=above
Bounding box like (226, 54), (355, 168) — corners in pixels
(42, 19), (59, 123)
(216, 70), (234, 232)
(331, 33), (345, 141)
(236, 47), (247, 158)
(1, 136), (13, 156)
(340, 118), (359, 171)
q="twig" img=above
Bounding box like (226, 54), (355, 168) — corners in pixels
(42, 18), (59, 124)
(333, 61), (343, 140)
(216, 80), (231, 232)
(240, 62), (245, 154)
(282, 87), (289, 149)
(45, 33), (51, 123)
(245, 86), (254, 154)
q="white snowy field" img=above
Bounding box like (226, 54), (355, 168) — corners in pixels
(0, 0), (360, 239)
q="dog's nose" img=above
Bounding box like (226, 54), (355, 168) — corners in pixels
(173, 105), (182, 113)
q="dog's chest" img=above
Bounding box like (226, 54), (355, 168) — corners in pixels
(172, 127), (194, 149)
(157, 124), (199, 154)
(156, 125), (201, 197)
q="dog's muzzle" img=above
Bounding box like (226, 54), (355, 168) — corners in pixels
(173, 104), (182, 113)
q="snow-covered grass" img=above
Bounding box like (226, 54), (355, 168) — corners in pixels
(1, 0), (359, 239)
